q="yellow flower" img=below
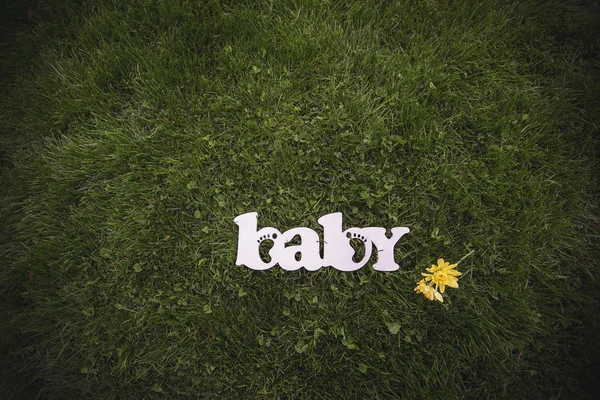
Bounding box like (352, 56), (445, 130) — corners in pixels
(414, 252), (471, 304)
(414, 279), (444, 302)
(421, 258), (461, 293)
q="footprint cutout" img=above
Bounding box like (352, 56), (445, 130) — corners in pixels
(257, 234), (275, 263)
(349, 232), (368, 263)
(351, 232), (368, 243)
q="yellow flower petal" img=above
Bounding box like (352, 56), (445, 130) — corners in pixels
(446, 279), (459, 289)
(434, 291), (444, 302)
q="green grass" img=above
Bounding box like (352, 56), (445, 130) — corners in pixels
(1, 0), (598, 398)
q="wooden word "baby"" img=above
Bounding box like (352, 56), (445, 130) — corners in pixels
(234, 212), (409, 272)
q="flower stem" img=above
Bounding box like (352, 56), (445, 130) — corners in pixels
(457, 249), (475, 265)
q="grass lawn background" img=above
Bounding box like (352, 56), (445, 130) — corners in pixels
(0, 0), (598, 398)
